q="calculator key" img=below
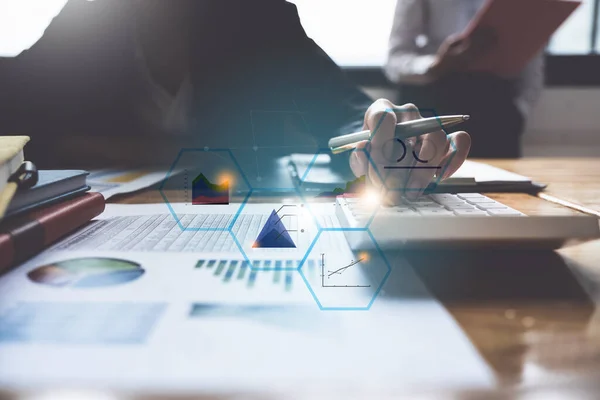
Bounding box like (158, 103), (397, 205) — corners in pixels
(466, 198), (497, 204)
(476, 203), (510, 210)
(446, 204), (478, 210)
(408, 201), (438, 207)
(488, 209), (524, 216)
(438, 200), (470, 205)
(453, 209), (489, 216)
(418, 209), (455, 216)
(430, 194), (461, 201)
(417, 203), (447, 209)
(457, 193), (486, 199)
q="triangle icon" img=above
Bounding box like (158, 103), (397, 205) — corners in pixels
(253, 210), (296, 248)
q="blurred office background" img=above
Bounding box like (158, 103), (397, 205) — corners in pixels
(1, 0), (599, 156)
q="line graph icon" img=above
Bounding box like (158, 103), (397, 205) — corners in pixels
(299, 230), (391, 310)
(320, 253), (370, 288)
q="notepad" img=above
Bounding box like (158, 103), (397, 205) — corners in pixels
(463, 0), (581, 77)
(450, 160), (530, 183)
(288, 154), (544, 194)
(435, 160), (545, 194)
(5, 170), (89, 217)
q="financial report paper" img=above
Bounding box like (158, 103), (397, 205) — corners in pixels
(0, 203), (494, 393)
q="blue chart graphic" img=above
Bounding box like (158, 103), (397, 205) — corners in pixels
(27, 257), (144, 288)
(253, 209), (296, 248)
(192, 173), (230, 205)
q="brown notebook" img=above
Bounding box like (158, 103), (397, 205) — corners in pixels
(0, 192), (105, 274)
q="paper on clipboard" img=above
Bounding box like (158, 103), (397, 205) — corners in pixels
(463, 0), (581, 77)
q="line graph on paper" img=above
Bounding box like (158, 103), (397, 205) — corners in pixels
(320, 253), (371, 288)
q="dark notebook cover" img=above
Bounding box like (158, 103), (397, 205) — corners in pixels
(5, 170), (89, 217)
(0, 192), (105, 274)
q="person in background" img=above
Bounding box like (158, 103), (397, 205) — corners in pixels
(385, 0), (544, 158)
(0, 0), (471, 200)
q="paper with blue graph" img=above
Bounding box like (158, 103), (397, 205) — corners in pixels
(253, 209), (297, 248)
(0, 203), (494, 392)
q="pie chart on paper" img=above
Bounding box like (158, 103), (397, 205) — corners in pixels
(27, 257), (144, 288)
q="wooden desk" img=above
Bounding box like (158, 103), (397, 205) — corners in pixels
(416, 158), (600, 395)
(481, 158), (600, 212)
(3, 158), (599, 400)
(123, 158), (600, 397)
(122, 158), (600, 397)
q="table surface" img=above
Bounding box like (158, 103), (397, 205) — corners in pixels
(437, 158), (600, 393)
(125, 158), (600, 397)
(5, 157), (600, 400)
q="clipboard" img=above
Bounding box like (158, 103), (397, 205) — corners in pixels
(462, 0), (581, 77)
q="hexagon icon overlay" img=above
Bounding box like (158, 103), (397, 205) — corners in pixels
(366, 107), (457, 193)
(229, 189), (319, 272)
(297, 148), (384, 230)
(299, 229), (391, 310)
(160, 148), (251, 232)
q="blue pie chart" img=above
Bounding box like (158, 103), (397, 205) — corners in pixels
(27, 257), (144, 288)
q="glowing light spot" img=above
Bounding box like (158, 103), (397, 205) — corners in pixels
(358, 251), (370, 263)
(217, 172), (235, 187)
(362, 189), (381, 206)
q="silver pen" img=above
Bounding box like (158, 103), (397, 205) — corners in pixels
(328, 115), (470, 154)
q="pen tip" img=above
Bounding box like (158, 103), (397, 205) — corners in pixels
(463, 115), (470, 121)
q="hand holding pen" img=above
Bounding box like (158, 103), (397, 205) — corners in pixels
(346, 100), (471, 203)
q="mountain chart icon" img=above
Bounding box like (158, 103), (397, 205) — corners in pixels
(192, 173), (229, 205)
(253, 210), (296, 248)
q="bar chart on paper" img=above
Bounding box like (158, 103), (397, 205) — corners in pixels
(194, 258), (321, 293)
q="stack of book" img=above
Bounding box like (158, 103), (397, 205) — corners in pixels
(0, 136), (105, 273)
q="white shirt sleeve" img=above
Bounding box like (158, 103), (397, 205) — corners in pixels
(514, 50), (545, 120)
(384, 0), (438, 85)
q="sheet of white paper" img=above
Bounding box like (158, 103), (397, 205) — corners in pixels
(452, 160), (532, 183)
(0, 203), (495, 393)
(87, 169), (173, 199)
(287, 154), (530, 187)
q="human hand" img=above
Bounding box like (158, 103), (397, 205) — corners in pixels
(428, 29), (495, 79)
(349, 99), (471, 204)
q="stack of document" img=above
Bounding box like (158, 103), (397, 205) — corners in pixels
(0, 139), (102, 273)
(438, 160), (545, 194)
(289, 154), (544, 194)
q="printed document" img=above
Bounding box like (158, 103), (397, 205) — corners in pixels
(0, 202), (494, 393)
